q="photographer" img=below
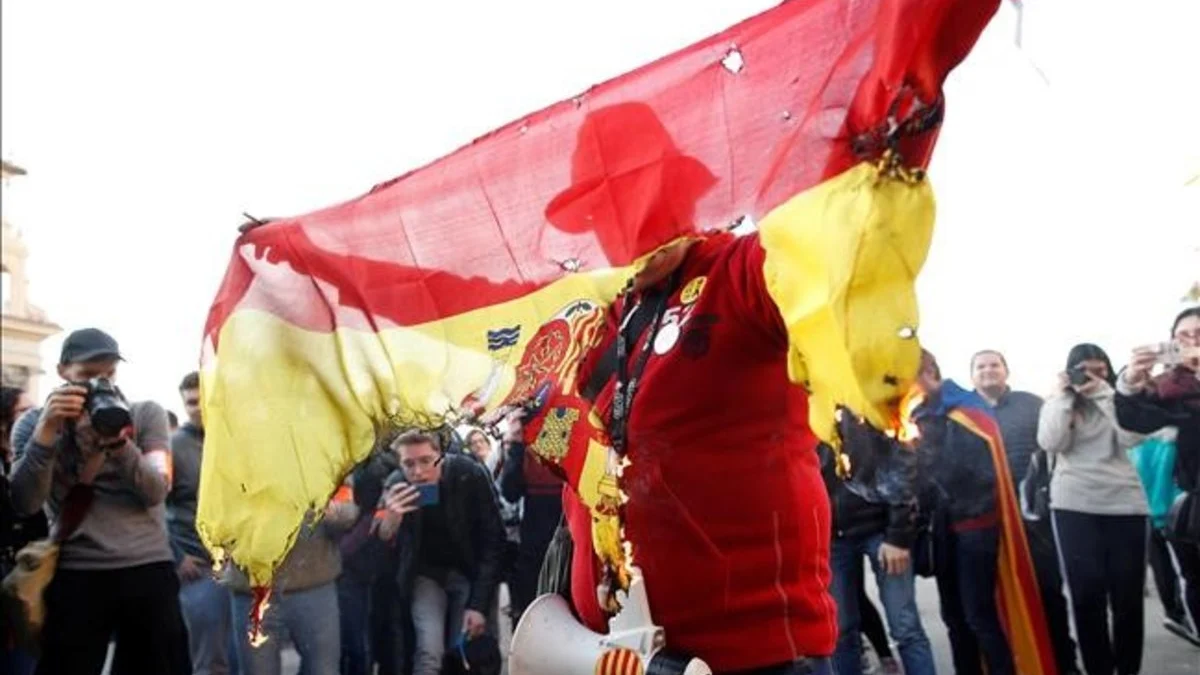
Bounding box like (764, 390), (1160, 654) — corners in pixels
(8, 328), (190, 674)
(1114, 306), (1200, 644)
(1037, 343), (1147, 675)
(375, 429), (504, 675)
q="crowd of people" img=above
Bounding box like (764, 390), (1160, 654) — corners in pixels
(1, 302), (1198, 675)
(826, 307), (1200, 675)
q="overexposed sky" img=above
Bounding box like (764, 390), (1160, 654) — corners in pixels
(2, 0), (1197, 419)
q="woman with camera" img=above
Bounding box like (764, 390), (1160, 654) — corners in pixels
(1037, 343), (1149, 675)
(1114, 306), (1200, 645)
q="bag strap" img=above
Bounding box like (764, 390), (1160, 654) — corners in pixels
(52, 484), (96, 544)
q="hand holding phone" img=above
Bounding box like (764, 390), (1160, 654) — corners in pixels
(413, 482), (440, 507)
(384, 484), (420, 512)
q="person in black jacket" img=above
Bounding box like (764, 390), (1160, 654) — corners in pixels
(913, 350), (1014, 675)
(373, 429), (505, 675)
(1115, 306), (1200, 645)
(822, 413), (935, 675)
(497, 415), (563, 621)
(350, 437), (404, 675)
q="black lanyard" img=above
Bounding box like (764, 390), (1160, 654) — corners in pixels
(610, 270), (681, 455)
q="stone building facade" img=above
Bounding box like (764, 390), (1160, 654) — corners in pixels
(2, 160), (60, 399)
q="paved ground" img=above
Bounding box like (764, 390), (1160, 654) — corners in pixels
(877, 576), (1199, 675)
(111, 577), (1196, 674)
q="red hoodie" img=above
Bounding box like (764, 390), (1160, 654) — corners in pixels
(567, 232), (836, 672)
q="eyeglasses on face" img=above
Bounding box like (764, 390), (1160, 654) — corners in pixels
(400, 455), (443, 471)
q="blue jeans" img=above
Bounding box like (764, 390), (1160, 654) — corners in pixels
(232, 583), (340, 675)
(411, 571), (472, 675)
(831, 533), (936, 675)
(180, 576), (235, 675)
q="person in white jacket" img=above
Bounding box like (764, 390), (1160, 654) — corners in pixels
(1037, 342), (1148, 675)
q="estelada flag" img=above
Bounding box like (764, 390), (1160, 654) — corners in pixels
(198, 0), (1000, 589)
(937, 381), (1059, 675)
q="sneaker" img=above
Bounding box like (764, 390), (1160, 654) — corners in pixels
(878, 656), (903, 674)
(1163, 617), (1200, 647)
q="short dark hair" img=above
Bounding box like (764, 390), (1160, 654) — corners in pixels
(179, 371), (200, 391)
(1172, 306), (1200, 336)
(391, 429), (442, 454)
(1, 386), (24, 431)
(920, 349), (941, 380)
(167, 410), (179, 428)
(970, 349), (1008, 372)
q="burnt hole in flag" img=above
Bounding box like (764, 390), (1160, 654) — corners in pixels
(721, 46), (745, 74)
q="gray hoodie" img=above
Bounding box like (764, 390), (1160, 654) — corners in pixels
(1037, 384), (1148, 516)
(9, 402), (174, 570)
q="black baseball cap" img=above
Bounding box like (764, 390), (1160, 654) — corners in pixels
(59, 328), (125, 365)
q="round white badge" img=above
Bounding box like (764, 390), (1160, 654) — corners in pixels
(653, 322), (681, 355)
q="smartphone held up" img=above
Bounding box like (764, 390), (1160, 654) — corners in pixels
(1149, 341), (1183, 368)
(384, 472), (441, 508)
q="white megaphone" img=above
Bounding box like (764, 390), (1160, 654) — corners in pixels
(509, 567), (711, 675)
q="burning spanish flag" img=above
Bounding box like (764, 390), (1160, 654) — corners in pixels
(197, 0), (1000, 588)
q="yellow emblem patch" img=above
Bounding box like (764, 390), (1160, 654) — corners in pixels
(680, 276), (706, 305)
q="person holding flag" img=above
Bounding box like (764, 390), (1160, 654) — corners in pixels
(194, 1), (1004, 672)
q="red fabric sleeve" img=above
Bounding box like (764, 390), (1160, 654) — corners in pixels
(722, 233), (787, 351)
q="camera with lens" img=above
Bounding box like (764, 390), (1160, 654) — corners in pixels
(1067, 365), (1091, 387)
(74, 377), (132, 437)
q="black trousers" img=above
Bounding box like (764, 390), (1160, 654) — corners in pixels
(1052, 510), (1147, 675)
(1024, 515), (1080, 672)
(1170, 539), (1200, 632)
(35, 560), (191, 675)
(1149, 527), (1185, 623)
(1149, 528), (1200, 631)
(935, 525), (1014, 675)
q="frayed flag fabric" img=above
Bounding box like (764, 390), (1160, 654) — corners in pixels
(197, 0), (1001, 604)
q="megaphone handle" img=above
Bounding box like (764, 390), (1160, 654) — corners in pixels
(647, 651), (713, 675)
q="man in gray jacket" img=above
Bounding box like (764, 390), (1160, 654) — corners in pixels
(170, 371), (235, 675)
(9, 328), (190, 674)
(225, 468), (358, 673)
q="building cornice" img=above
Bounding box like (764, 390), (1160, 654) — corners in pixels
(1, 314), (62, 341)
